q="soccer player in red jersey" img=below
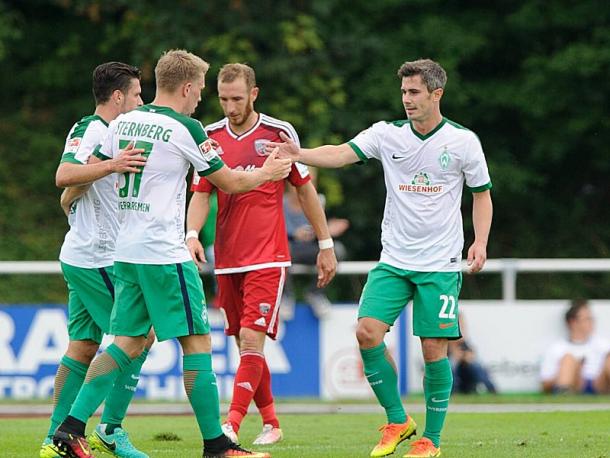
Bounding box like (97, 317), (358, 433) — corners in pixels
(186, 63), (337, 445)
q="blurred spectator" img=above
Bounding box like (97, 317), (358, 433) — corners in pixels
(540, 299), (610, 394)
(448, 313), (497, 394)
(282, 183), (349, 319)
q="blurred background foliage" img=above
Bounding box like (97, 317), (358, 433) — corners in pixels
(0, 0), (609, 302)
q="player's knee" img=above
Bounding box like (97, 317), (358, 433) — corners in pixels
(238, 327), (265, 352)
(67, 340), (99, 363)
(178, 333), (212, 354)
(355, 323), (381, 348)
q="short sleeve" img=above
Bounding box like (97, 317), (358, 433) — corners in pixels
(94, 122), (116, 161)
(191, 172), (215, 193)
(347, 121), (385, 162)
(288, 162), (311, 187)
(463, 134), (492, 192)
(60, 121), (104, 164)
(177, 119), (225, 176)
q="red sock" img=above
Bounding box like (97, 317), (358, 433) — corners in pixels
(253, 359), (279, 428)
(228, 352), (264, 432)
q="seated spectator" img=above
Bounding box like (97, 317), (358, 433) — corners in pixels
(282, 183), (349, 319)
(540, 299), (610, 394)
(448, 313), (497, 394)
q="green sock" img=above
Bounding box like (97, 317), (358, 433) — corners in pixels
(183, 353), (222, 440)
(360, 342), (406, 424)
(46, 355), (89, 439)
(101, 348), (149, 427)
(69, 344), (133, 424)
(423, 358), (453, 448)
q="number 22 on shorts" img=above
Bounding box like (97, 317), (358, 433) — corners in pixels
(438, 294), (456, 319)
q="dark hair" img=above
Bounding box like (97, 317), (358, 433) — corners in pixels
(397, 59), (447, 92)
(92, 62), (141, 104)
(565, 299), (588, 323)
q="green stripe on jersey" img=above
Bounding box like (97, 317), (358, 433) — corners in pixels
(138, 105), (208, 145)
(386, 119), (410, 127)
(60, 152), (84, 164)
(197, 157), (224, 177)
(348, 141), (368, 162)
(70, 115), (108, 139)
(410, 118), (447, 140)
(444, 117), (470, 131)
(92, 144), (110, 161)
(467, 181), (493, 192)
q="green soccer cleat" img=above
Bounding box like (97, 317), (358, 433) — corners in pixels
(40, 438), (62, 458)
(88, 424), (149, 458)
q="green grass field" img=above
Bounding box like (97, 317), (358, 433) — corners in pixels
(3, 410), (609, 458)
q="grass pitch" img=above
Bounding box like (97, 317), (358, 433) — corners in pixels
(2, 410), (609, 457)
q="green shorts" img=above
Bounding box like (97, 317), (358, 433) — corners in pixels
(61, 262), (115, 344)
(358, 262), (462, 339)
(111, 260), (209, 342)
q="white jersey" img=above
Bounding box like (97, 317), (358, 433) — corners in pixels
(540, 335), (610, 381)
(59, 115), (117, 268)
(349, 118), (492, 272)
(96, 104), (224, 264)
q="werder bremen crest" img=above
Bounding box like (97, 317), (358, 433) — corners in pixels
(439, 146), (451, 170)
(412, 171), (431, 185)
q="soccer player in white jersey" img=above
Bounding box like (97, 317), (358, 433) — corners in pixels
(52, 50), (290, 458)
(42, 62), (153, 458)
(186, 63), (337, 446)
(268, 59), (493, 458)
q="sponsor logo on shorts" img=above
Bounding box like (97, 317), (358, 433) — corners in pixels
(439, 322), (456, 329)
(259, 303), (271, 315)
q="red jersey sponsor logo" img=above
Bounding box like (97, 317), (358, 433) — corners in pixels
(254, 139), (270, 156)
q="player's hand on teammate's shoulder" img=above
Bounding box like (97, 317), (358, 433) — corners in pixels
(261, 146), (292, 181)
(111, 141), (148, 173)
(265, 131), (300, 161)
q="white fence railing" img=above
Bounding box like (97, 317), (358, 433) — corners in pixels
(2, 259), (610, 303)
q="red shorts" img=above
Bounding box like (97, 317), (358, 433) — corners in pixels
(216, 267), (286, 339)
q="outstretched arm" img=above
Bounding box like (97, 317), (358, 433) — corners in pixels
(467, 190), (493, 273)
(267, 132), (360, 168)
(295, 181), (337, 288)
(206, 149), (291, 194)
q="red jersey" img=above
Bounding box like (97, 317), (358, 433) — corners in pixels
(191, 113), (310, 274)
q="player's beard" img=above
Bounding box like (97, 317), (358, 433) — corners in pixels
(231, 99), (254, 128)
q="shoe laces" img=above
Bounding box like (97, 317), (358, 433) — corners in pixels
(225, 442), (259, 456)
(378, 424), (405, 444)
(409, 438), (436, 452)
(113, 429), (137, 451)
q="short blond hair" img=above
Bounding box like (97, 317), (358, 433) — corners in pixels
(218, 63), (256, 89)
(155, 49), (210, 92)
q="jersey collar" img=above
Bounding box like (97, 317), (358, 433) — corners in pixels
(410, 117), (446, 141)
(226, 113), (262, 141)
